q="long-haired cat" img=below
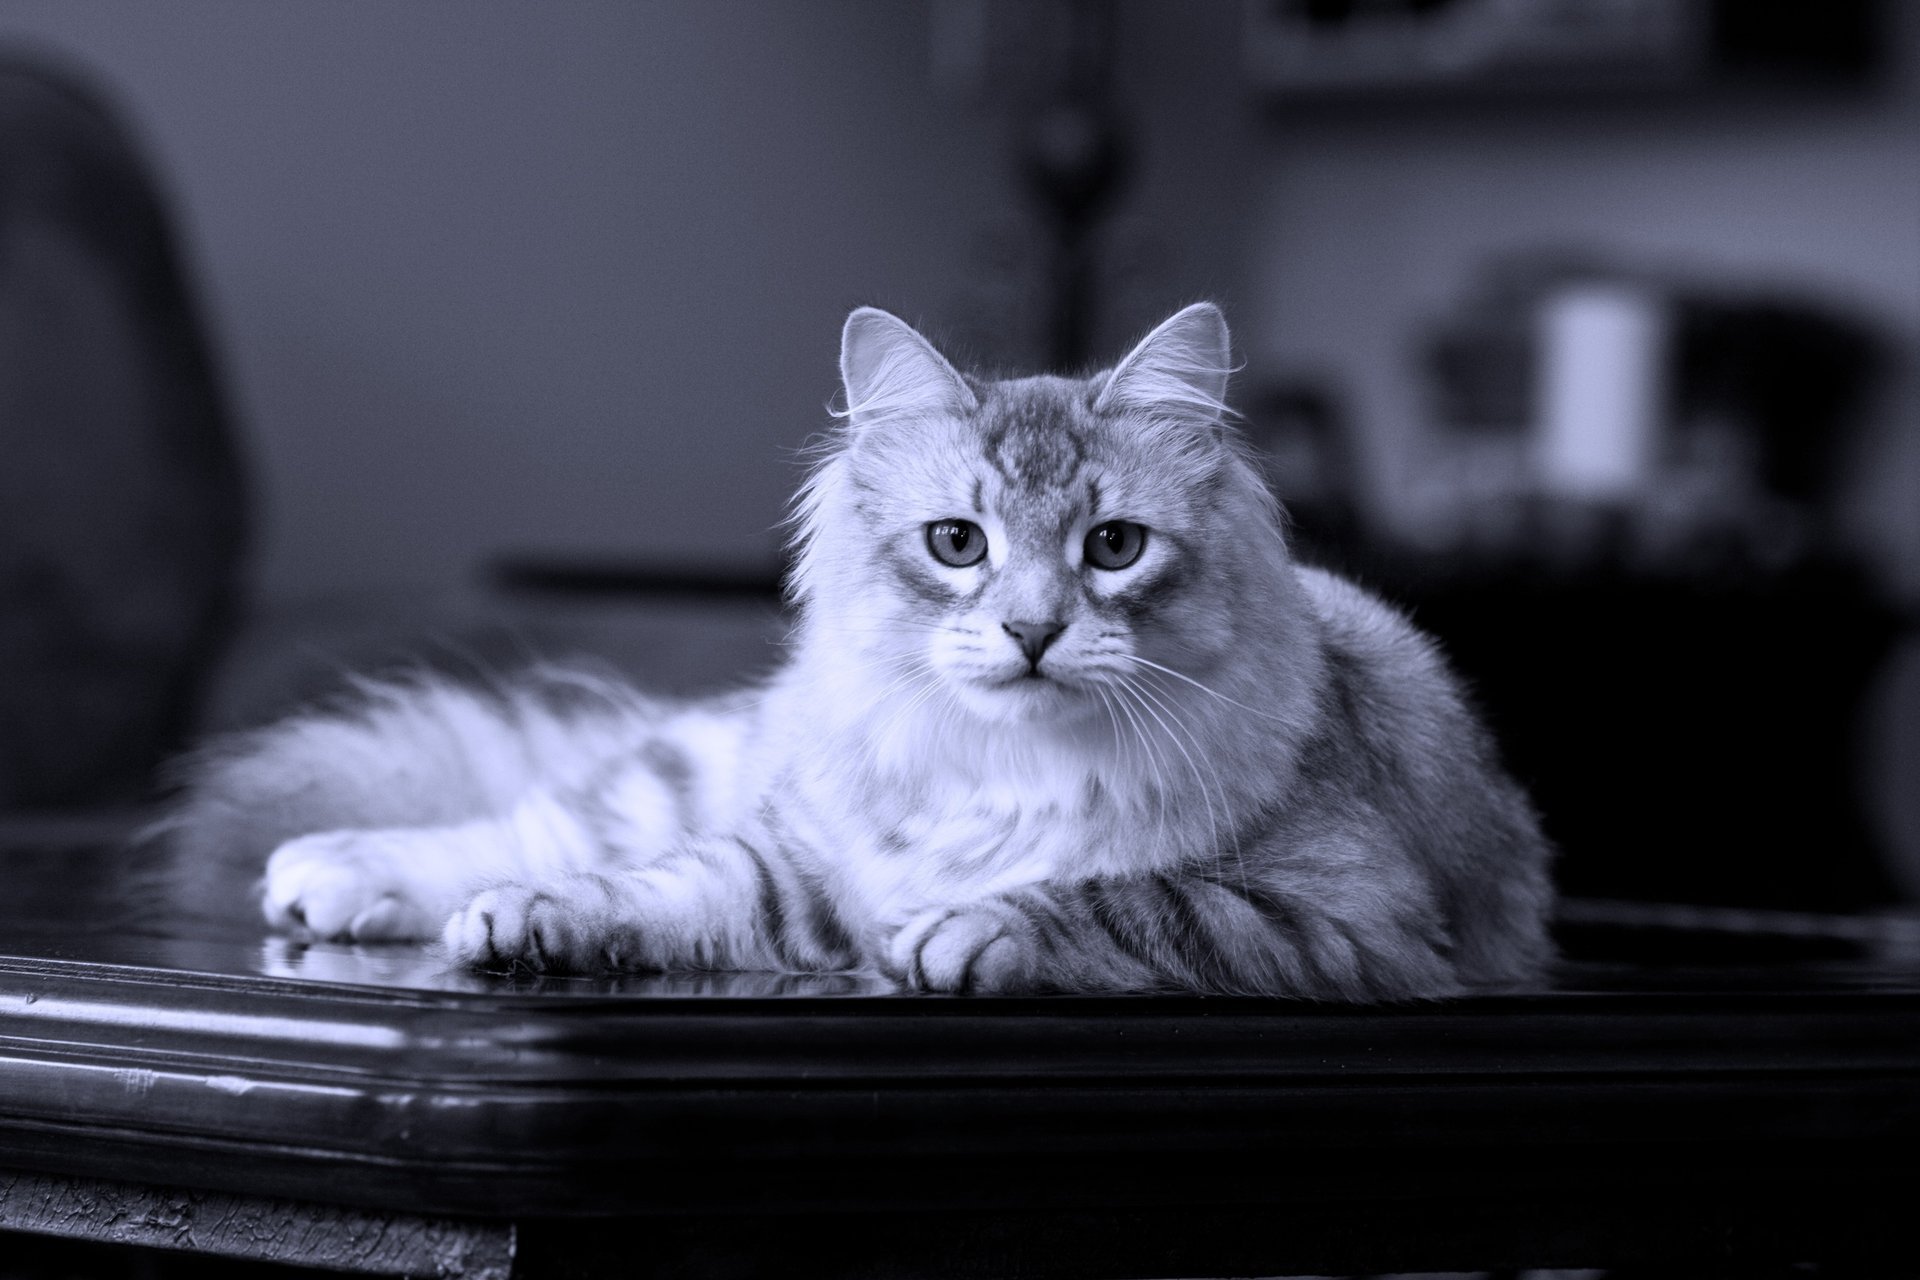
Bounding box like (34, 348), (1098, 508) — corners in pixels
(158, 303), (1554, 998)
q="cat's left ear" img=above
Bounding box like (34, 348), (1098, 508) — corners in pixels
(1093, 302), (1233, 423)
(839, 307), (978, 431)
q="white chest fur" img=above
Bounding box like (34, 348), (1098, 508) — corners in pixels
(775, 728), (1200, 932)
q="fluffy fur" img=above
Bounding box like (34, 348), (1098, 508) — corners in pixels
(156, 303), (1554, 998)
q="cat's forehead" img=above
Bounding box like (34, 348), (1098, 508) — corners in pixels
(960, 375), (1208, 518)
(970, 376), (1099, 491)
(845, 370), (1214, 525)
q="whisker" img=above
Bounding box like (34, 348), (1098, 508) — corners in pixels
(810, 616), (972, 635)
(856, 657), (947, 766)
(1128, 673), (1238, 833)
(1091, 682), (1147, 840)
(870, 665), (948, 754)
(1092, 684), (1130, 785)
(1107, 677), (1176, 864)
(1127, 669), (1255, 898)
(1117, 672), (1234, 868)
(1115, 654), (1285, 723)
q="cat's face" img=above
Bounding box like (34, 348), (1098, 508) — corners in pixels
(843, 376), (1243, 726)
(795, 305), (1290, 730)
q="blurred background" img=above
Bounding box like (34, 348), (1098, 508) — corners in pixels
(1, 0), (1916, 939)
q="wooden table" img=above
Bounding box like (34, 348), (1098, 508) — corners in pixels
(3, 836), (1919, 1278)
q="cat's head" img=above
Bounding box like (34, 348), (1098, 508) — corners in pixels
(791, 303), (1297, 731)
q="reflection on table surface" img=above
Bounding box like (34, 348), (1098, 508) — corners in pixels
(251, 936), (899, 997)
(0, 921), (904, 1000)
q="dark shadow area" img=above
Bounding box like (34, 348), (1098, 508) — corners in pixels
(0, 54), (247, 809)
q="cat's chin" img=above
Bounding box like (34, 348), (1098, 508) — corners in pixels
(947, 674), (1097, 728)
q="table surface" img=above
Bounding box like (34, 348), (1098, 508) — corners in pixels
(4, 830), (1920, 1276)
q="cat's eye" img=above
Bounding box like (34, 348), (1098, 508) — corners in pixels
(1084, 521), (1147, 570)
(926, 519), (987, 568)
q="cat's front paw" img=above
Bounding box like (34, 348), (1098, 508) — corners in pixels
(443, 880), (630, 973)
(890, 903), (1038, 994)
(262, 831), (445, 941)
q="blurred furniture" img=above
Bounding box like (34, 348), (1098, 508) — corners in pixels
(1014, 0), (1127, 369)
(1245, 0), (1879, 103)
(0, 55), (247, 809)
(2, 838), (1920, 1278)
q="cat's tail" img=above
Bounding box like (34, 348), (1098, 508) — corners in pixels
(144, 667), (662, 931)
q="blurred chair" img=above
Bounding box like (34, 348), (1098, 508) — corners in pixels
(0, 54), (248, 810)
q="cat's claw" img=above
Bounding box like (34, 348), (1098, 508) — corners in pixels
(892, 904), (1036, 994)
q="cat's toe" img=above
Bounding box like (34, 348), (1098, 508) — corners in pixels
(263, 834), (380, 938)
(894, 906), (1036, 994)
(346, 894), (439, 942)
(445, 886), (594, 972)
(960, 933), (1033, 993)
(444, 888), (520, 968)
(262, 831), (435, 942)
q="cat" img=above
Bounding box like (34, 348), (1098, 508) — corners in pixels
(157, 302), (1555, 998)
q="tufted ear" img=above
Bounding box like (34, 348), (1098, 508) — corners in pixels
(839, 307), (977, 430)
(1092, 302), (1232, 421)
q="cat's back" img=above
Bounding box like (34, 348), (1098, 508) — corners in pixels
(1295, 565), (1451, 702)
(1291, 563), (1555, 986)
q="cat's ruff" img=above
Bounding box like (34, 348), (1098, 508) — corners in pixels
(158, 303), (1554, 998)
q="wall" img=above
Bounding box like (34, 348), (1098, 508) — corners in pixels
(0, 0), (1026, 604)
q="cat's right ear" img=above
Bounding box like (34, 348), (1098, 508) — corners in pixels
(1093, 302), (1233, 423)
(838, 307), (978, 431)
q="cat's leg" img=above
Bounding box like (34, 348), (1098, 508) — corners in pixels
(262, 789), (609, 942)
(260, 740), (710, 942)
(442, 834), (856, 975)
(891, 846), (1457, 998)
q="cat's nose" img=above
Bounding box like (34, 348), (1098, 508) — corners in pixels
(1002, 620), (1066, 667)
